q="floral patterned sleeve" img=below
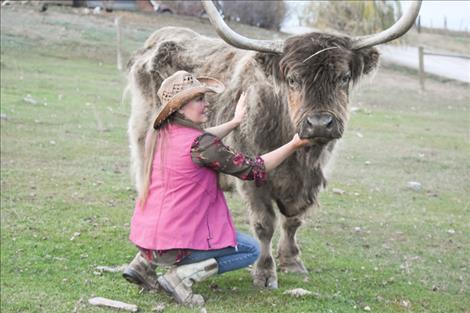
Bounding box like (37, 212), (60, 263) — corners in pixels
(190, 133), (267, 186)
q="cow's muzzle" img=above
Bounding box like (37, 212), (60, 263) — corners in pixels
(299, 112), (342, 142)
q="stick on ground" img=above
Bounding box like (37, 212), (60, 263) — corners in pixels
(88, 297), (138, 312)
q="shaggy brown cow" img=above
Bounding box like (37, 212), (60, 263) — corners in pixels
(126, 1), (421, 288)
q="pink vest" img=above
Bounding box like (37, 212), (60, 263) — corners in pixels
(129, 124), (237, 250)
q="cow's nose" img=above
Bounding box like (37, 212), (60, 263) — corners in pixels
(306, 112), (334, 130)
(300, 112), (341, 140)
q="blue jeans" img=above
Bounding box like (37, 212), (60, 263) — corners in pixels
(178, 231), (260, 274)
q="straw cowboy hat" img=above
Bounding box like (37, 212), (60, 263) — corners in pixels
(154, 70), (225, 128)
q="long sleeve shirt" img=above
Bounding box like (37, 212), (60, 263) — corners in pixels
(190, 132), (267, 186)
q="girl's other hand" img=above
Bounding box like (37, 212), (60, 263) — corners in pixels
(233, 91), (247, 124)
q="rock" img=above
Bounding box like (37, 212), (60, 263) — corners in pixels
(96, 264), (128, 273)
(332, 188), (345, 195)
(154, 302), (165, 312)
(23, 94), (38, 105)
(364, 306), (371, 311)
(400, 299), (411, 308)
(283, 288), (312, 297)
(407, 181), (422, 191)
(70, 232), (80, 240)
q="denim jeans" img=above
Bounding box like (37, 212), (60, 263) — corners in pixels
(178, 231), (260, 274)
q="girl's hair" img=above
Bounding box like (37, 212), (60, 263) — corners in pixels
(137, 110), (202, 207)
(138, 123), (159, 207)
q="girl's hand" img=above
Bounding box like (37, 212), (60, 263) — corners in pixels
(291, 134), (311, 149)
(233, 91), (247, 125)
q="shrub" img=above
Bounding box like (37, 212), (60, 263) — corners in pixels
(303, 1), (399, 36)
(222, 0), (287, 31)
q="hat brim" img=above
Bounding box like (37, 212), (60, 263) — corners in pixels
(153, 77), (225, 128)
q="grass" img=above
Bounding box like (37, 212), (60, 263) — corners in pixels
(1, 5), (469, 313)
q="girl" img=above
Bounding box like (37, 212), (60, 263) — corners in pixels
(124, 70), (310, 306)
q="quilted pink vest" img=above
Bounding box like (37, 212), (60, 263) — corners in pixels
(129, 123), (237, 250)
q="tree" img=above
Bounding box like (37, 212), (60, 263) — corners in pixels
(222, 1), (287, 31)
(302, 0), (399, 36)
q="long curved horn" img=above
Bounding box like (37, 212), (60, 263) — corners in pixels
(201, 0), (284, 54)
(352, 0), (422, 50)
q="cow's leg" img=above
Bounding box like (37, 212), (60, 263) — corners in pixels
(277, 214), (308, 274)
(249, 202), (278, 289)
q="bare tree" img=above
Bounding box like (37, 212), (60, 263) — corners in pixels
(155, 1), (285, 30)
(222, 0), (287, 31)
(158, 1), (205, 16)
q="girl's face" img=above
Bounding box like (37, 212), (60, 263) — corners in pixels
(178, 94), (208, 125)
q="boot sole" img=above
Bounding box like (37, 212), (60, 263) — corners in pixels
(157, 276), (184, 304)
(123, 268), (157, 291)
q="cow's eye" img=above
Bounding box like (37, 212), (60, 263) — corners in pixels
(287, 76), (300, 89)
(340, 73), (351, 86)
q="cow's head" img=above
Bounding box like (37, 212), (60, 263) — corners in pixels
(277, 34), (379, 142)
(201, 0), (421, 143)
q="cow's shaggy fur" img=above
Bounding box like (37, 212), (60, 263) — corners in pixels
(126, 27), (379, 288)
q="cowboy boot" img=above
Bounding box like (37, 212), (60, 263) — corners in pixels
(157, 258), (218, 307)
(122, 252), (160, 291)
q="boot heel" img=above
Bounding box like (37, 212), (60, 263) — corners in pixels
(123, 252), (159, 291)
(123, 269), (145, 286)
(158, 276), (184, 304)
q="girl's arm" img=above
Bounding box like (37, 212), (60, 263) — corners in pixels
(261, 134), (310, 172)
(205, 92), (246, 139)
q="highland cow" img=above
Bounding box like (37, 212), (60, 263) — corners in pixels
(126, 1), (421, 288)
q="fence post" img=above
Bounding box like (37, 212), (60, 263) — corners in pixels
(115, 16), (122, 71)
(418, 46), (425, 92)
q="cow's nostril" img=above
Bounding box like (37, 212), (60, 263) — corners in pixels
(323, 115), (333, 128)
(306, 113), (334, 130)
(325, 118), (333, 129)
(306, 117), (314, 126)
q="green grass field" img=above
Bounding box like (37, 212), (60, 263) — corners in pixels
(1, 5), (469, 313)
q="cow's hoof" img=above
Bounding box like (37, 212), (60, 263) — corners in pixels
(279, 259), (308, 274)
(252, 270), (278, 289)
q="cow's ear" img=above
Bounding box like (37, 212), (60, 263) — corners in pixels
(358, 47), (380, 75)
(148, 40), (193, 77)
(254, 52), (283, 80)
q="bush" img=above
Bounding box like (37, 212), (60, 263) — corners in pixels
(304, 1), (399, 36)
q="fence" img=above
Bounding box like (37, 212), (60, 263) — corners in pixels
(417, 47), (470, 91)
